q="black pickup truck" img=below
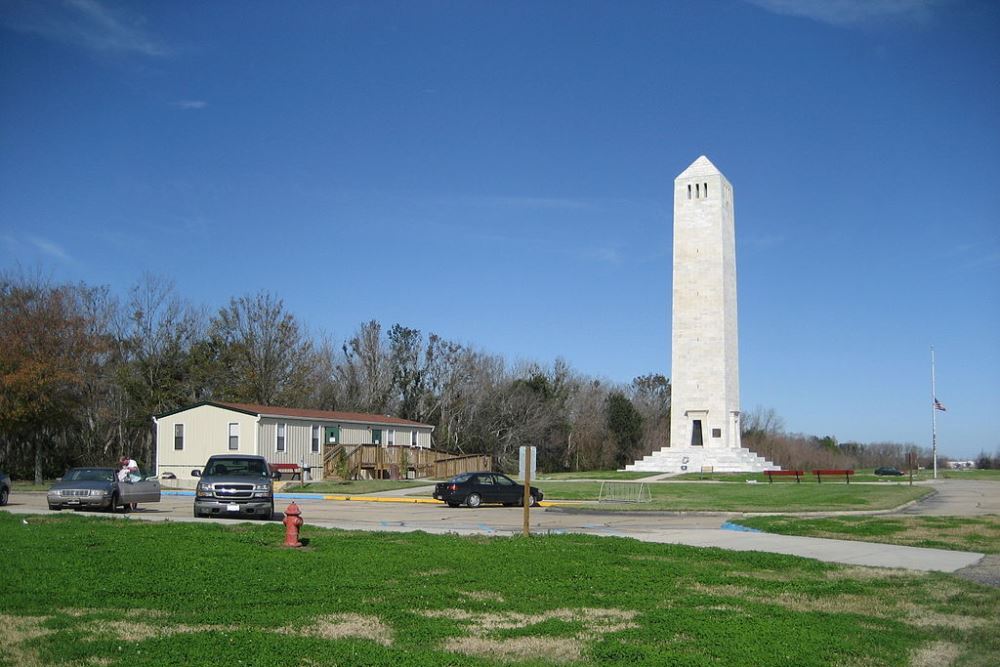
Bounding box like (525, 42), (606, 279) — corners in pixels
(192, 454), (280, 519)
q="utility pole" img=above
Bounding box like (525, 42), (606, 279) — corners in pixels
(931, 347), (938, 480)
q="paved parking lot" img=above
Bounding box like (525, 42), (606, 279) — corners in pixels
(4, 479), (995, 573)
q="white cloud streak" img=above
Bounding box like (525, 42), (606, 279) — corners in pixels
(745, 0), (951, 26)
(1, 0), (168, 57)
(27, 236), (73, 262)
(173, 100), (208, 110)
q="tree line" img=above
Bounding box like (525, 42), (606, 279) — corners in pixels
(1, 272), (941, 482)
(0, 273), (669, 482)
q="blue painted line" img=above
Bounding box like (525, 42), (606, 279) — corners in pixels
(477, 523), (495, 533)
(721, 521), (762, 533)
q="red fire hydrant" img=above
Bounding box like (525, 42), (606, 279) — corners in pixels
(282, 502), (303, 548)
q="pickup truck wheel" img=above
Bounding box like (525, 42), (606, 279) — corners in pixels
(263, 503), (274, 520)
(0, 487), (8, 506)
(49, 504), (60, 511)
(466, 493), (482, 508)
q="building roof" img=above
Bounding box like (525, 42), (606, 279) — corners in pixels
(155, 401), (434, 429)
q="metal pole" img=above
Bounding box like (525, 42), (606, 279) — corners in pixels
(522, 447), (533, 537)
(931, 346), (938, 480)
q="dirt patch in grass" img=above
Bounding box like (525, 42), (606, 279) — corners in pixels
(291, 613), (392, 646)
(420, 607), (638, 662)
(898, 604), (989, 630)
(0, 614), (52, 667)
(460, 590), (506, 603)
(445, 636), (583, 663)
(695, 584), (988, 631)
(823, 566), (919, 582)
(82, 619), (238, 641)
(691, 583), (754, 599)
(911, 640), (961, 667)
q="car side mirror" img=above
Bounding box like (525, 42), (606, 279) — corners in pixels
(271, 471), (281, 480)
(191, 470), (201, 477)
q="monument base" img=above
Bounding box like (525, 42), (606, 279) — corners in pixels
(624, 447), (777, 474)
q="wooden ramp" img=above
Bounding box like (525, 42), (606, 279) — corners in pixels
(323, 444), (491, 480)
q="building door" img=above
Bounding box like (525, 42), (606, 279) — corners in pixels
(371, 429), (382, 445)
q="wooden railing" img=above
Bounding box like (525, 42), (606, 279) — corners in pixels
(323, 444), (491, 480)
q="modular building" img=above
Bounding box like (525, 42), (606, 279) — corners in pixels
(153, 401), (434, 482)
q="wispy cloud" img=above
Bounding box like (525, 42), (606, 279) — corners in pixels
(27, 236), (73, 263)
(745, 0), (951, 26)
(578, 246), (623, 265)
(173, 99), (208, 110)
(1, 0), (168, 57)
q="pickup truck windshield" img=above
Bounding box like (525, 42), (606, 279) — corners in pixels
(205, 459), (269, 477)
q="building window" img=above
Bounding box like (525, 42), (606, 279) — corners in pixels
(695, 183), (700, 198)
(228, 423), (239, 450)
(687, 184), (692, 200)
(387, 429), (395, 446)
(704, 182), (708, 197)
(691, 420), (704, 447)
(411, 429), (418, 447)
(311, 425), (320, 453)
(174, 424), (184, 450)
(712, 428), (722, 438)
(276, 423), (286, 452)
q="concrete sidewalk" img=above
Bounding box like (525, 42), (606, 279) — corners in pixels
(620, 528), (984, 573)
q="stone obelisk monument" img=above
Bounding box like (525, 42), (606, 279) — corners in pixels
(627, 156), (774, 473)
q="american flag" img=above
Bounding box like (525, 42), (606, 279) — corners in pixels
(934, 398), (947, 412)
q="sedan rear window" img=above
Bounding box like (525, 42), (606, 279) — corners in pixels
(450, 473), (473, 483)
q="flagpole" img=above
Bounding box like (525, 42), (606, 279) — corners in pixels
(931, 346), (938, 480)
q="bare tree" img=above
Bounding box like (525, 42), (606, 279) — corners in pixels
(209, 291), (314, 406)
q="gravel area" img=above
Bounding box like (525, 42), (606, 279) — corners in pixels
(954, 554), (1000, 588)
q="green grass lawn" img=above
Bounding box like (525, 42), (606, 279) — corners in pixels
(672, 469), (1000, 483)
(1, 512), (997, 667)
(538, 482), (931, 512)
(733, 514), (1000, 554)
(411, 481), (931, 512)
(282, 479), (431, 494)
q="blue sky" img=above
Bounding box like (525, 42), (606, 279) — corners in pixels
(1, 1), (997, 458)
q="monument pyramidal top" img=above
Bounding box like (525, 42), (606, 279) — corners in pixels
(676, 155), (722, 179)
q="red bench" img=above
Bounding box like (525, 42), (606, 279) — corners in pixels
(765, 470), (804, 483)
(271, 463), (302, 480)
(813, 469), (854, 484)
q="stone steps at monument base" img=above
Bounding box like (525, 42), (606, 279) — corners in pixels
(624, 447), (778, 473)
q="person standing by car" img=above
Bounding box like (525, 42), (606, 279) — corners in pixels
(119, 457), (139, 481)
(118, 457), (140, 509)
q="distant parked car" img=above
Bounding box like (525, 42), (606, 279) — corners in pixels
(434, 472), (543, 508)
(47, 467), (160, 512)
(874, 466), (904, 476)
(0, 470), (10, 506)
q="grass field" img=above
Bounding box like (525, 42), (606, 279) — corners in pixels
(733, 514), (1000, 554)
(412, 481), (932, 512)
(1, 512), (998, 667)
(671, 469), (1000, 483)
